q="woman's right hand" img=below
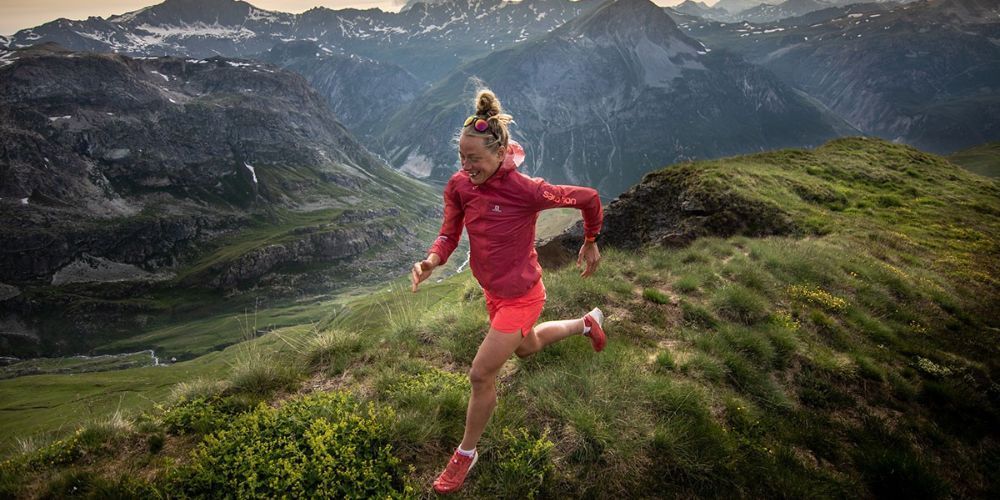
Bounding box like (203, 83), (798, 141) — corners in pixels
(410, 255), (439, 292)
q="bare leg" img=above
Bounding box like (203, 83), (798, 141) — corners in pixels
(515, 317), (585, 358)
(459, 327), (524, 451)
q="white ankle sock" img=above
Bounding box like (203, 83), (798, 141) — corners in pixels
(583, 308), (604, 335)
(457, 446), (476, 457)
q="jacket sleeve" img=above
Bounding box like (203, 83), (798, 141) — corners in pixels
(427, 180), (464, 265)
(532, 179), (603, 239)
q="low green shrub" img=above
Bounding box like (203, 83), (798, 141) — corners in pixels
(171, 391), (412, 498)
(160, 397), (232, 436)
(486, 427), (556, 499)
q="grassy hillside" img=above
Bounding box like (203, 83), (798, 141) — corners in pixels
(948, 141), (1000, 178)
(1, 138), (997, 498)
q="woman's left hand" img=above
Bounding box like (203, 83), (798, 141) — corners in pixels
(577, 241), (601, 277)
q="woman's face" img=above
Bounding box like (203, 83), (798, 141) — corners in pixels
(459, 134), (505, 185)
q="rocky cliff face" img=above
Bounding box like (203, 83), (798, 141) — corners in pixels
(0, 44), (439, 357)
(0, 43), (424, 281)
(261, 41), (427, 155)
(537, 153), (798, 266)
(382, 0), (852, 198)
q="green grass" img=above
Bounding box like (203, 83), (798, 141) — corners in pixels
(0, 351), (158, 379)
(0, 138), (997, 497)
(97, 295), (345, 359)
(948, 141), (1000, 178)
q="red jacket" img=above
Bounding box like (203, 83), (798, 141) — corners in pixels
(428, 141), (603, 298)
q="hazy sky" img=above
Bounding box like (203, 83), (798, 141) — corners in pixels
(1, 0), (698, 36)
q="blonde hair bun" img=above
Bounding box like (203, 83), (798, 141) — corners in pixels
(463, 88), (513, 154)
(476, 89), (503, 117)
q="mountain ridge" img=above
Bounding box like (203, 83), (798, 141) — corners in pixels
(679, 0), (1000, 153)
(383, 0), (853, 197)
(4, 0), (603, 82)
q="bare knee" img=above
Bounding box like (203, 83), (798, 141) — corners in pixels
(468, 366), (496, 387)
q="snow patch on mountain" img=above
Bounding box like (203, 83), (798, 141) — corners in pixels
(244, 162), (258, 183)
(108, 6), (151, 24)
(51, 253), (174, 285)
(400, 151), (435, 178)
(247, 7), (282, 23)
(135, 22), (258, 42)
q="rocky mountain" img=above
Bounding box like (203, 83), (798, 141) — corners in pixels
(4, 0), (603, 83)
(382, 0), (854, 197)
(674, 0), (895, 23)
(401, 0), (454, 10)
(713, 0), (782, 15)
(259, 40), (427, 154)
(671, 0), (733, 19)
(736, 0), (836, 22)
(0, 43), (438, 356)
(680, 0), (1000, 153)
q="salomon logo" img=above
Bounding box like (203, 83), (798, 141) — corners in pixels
(542, 191), (577, 205)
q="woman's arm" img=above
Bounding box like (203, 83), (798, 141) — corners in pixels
(533, 180), (604, 277)
(413, 182), (464, 292)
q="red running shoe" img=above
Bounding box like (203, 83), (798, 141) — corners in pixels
(432, 449), (479, 494)
(584, 307), (606, 352)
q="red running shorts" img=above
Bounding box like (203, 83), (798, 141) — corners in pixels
(484, 279), (546, 337)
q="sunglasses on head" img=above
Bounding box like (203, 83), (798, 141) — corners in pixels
(464, 115), (490, 133)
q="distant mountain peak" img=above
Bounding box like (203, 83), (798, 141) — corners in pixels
(563, 0), (690, 43)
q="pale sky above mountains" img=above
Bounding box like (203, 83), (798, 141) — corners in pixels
(1, 0), (702, 36)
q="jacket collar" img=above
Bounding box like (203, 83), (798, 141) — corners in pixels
(482, 140), (525, 185)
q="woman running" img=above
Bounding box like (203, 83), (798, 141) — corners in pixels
(409, 89), (607, 494)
